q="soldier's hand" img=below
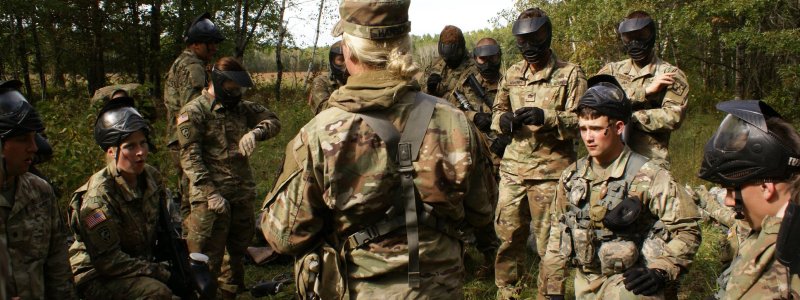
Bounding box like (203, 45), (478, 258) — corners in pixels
(239, 130), (258, 157)
(426, 73), (442, 93)
(490, 135), (511, 157)
(147, 263), (171, 282)
(472, 113), (492, 132)
(514, 107), (544, 126)
(207, 193), (229, 214)
(499, 112), (515, 134)
(623, 267), (668, 296)
(645, 73), (676, 96)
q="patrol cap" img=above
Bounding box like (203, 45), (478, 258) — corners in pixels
(578, 74), (631, 122)
(473, 44), (501, 57)
(512, 16), (550, 36)
(331, 0), (411, 40)
(618, 16), (654, 34)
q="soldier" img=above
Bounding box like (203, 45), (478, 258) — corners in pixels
(68, 97), (176, 299)
(308, 40), (348, 114)
(473, 37), (510, 159)
(490, 8), (586, 299)
(261, 0), (495, 298)
(164, 12), (225, 224)
(697, 100), (800, 299)
(597, 11), (689, 169)
(178, 57), (281, 298)
(537, 75), (701, 300)
(0, 80), (75, 299)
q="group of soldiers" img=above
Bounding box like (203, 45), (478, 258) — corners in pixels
(1, 0), (799, 299)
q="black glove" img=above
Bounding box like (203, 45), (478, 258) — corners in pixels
(514, 107), (545, 126)
(623, 267), (668, 296)
(473, 113), (492, 132)
(426, 73), (442, 93)
(490, 135), (511, 157)
(499, 112), (515, 134)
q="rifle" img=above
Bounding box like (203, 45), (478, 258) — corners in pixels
(155, 190), (216, 299)
(466, 74), (493, 108)
(453, 90), (474, 111)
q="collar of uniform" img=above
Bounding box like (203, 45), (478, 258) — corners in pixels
(202, 89), (229, 112)
(590, 146), (632, 182)
(760, 215), (783, 235)
(183, 48), (203, 62)
(621, 56), (663, 80)
(327, 69), (414, 113)
(522, 52), (557, 83)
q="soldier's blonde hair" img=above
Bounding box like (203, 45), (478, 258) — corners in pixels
(342, 33), (418, 80)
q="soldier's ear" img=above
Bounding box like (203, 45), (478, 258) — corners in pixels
(762, 182), (778, 203)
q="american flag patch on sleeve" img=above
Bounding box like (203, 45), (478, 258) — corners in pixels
(85, 209), (108, 229)
(176, 113), (189, 125)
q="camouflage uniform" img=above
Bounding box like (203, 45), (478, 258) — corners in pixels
(422, 56), (492, 119)
(0, 172), (75, 299)
(164, 49), (208, 224)
(69, 164), (175, 299)
(261, 70), (495, 298)
(308, 72), (344, 115)
(490, 55), (586, 296)
(538, 147), (702, 299)
(177, 89), (280, 293)
(597, 57), (689, 168)
(720, 215), (800, 299)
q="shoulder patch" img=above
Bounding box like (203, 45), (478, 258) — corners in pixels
(176, 113), (189, 125)
(84, 209), (108, 229)
(670, 78), (688, 96)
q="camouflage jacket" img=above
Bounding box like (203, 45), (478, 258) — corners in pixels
(68, 164), (165, 286)
(262, 70), (495, 283)
(491, 54), (587, 180)
(0, 173), (74, 299)
(538, 147), (702, 295)
(597, 57), (689, 163)
(177, 90), (281, 201)
(164, 49), (208, 144)
(308, 72), (344, 115)
(421, 56), (492, 120)
(722, 215), (800, 299)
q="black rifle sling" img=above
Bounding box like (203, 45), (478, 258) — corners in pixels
(357, 91), (436, 289)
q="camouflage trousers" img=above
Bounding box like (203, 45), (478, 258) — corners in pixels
(494, 172), (557, 294)
(347, 269), (464, 299)
(573, 270), (664, 300)
(185, 193), (255, 294)
(80, 276), (177, 300)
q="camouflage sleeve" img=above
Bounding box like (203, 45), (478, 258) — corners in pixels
(183, 63), (207, 108)
(244, 101), (281, 140)
(261, 128), (326, 255)
(490, 74), (511, 134)
(177, 106), (217, 200)
(309, 76), (332, 114)
(641, 168), (702, 280)
(541, 65), (587, 140)
(632, 68), (689, 133)
(462, 121), (495, 227)
(537, 169), (571, 296)
(44, 186), (76, 299)
(77, 197), (154, 278)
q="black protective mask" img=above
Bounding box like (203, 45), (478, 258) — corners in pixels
(517, 39), (550, 66)
(473, 44), (502, 82)
(329, 43), (348, 84)
(439, 42), (465, 69)
(512, 16), (552, 66)
(623, 38), (654, 65)
(476, 61), (501, 82)
(211, 66), (253, 109)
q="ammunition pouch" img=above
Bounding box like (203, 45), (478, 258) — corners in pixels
(295, 241), (347, 300)
(598, 240), (639, 276)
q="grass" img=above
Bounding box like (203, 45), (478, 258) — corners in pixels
(35, 81), (733, 299)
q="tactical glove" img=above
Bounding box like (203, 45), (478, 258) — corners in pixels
(473, 113), (492, 132)
(490, 135), (511, 158)
(147, 263), (171, 282)
(426, 73), (442, 93)
(623, 267), (668, 296)
(239, 130), (259, 157)
(514, 107), (545, 126)
(207, 193), (230, 214)
(499, 112), (515, 134)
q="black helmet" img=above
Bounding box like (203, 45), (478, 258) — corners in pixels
(185, 12), (225, 44)
(0, 80), (45, 139)
(512, 11), (552, 66)
(94, 98), (152, 151)
(210, 64), (253, 109)
(329, 40), (348, 83)
(698, 100), (800, 187)
(618, 15), (657, 64)
(577, 75), (631, 123)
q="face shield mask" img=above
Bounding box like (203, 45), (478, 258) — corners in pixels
(439, 42), (465, 69)
(211, 66), (254, 109)
(329, 42), (348, 84)
(513, 17), (552, 66)
(473, 44), (502, 82)
(618, 17), (656, 65)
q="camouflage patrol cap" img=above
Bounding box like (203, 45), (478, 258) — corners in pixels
(331, 0), (411, 40)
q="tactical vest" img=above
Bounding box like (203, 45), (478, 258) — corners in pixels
(561, 152), (649, 269)
(345, 91), (461, 289)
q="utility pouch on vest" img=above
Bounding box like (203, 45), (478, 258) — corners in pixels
(557, 221), (573, 260)
(571, 227), (596, 266)
(598, 240), (639, 276)
(295, 241), (347, 300)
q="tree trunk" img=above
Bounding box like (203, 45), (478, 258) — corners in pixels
(130, 1), (145, 84)
(304, 0), (325, 88)
(150, 0), (163, 97)
(87, 0), (106, 95)
(30, 19), (46, 103)
(274, 0), (287, 101)
(15, 15), (33, 98)
(734, 42), (745, 100)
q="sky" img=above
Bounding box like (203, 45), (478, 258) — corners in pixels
(285, 0), (516, 47)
